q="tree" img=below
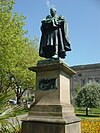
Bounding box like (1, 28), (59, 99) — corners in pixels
(0, 0), (41, 104)
(74, 82), (100, 115)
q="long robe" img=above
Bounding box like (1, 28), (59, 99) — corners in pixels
(39, 15), (71, 58)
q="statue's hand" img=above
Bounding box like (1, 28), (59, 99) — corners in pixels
(59, 15), (65, 20)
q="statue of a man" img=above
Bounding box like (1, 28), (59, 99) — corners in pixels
(39, 8), (71, 59)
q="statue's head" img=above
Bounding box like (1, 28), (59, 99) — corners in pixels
(50, 8), (57, 17)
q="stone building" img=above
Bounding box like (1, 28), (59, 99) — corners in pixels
(70, 63), (100, 95)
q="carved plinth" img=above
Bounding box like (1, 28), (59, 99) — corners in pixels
(21, 59), (81, 133)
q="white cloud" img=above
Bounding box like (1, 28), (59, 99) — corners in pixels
(47, 0), (50, 7)
(46, 0), (55, 8)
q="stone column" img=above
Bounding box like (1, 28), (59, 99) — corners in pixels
(21, 59), (81, 133)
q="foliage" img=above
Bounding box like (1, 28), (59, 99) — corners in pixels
(0, 89), (14, 114)
(81, 119), (100, 133)
(0, 0), (41, 104)
(0, 0), (39, 132)
(0, 89), (20, 133)
(0, 118), (21, 133)
(74, 82), (100, 108)
(71, 83), (81, 105)
(0, 89), (29, 133)
(74, 83), (81, 94)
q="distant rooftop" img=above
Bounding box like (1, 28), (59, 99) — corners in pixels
(70, 63), (100, 70)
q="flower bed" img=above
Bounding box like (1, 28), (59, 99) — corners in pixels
(81, 119), (100, 133)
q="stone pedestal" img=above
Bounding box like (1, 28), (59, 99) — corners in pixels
(21, 59), (81, 133)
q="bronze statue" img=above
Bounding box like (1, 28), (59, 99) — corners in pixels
(39, 8), (71, 59)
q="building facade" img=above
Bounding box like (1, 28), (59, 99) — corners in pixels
(70, 63), (100, 95)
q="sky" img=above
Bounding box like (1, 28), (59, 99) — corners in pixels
(13, 0), (100, 66)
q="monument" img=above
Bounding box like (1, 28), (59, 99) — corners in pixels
(21, 8), (81, 133)
(39, 8), (71, 59)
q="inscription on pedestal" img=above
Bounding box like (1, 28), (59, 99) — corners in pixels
(38, 78), (57, 90)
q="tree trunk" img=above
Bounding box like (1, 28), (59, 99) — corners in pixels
(86, 107), (89, 116)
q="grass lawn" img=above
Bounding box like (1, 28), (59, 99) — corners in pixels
(75, 107), (100, 119)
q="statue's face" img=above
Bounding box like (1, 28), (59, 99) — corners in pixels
(50, 8), (56, 17)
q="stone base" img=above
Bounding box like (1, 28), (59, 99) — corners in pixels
(21, 59), (81, 133)
(22, 116), (81, 133)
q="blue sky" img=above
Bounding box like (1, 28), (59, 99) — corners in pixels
(13, 0), (100, 66)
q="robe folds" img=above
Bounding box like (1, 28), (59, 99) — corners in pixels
(39, 16), (71, 58)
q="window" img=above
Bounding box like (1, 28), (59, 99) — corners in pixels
(81, 79), (86, 86)
(95, 78), (100, 83)
(88, 78), (93, 83)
